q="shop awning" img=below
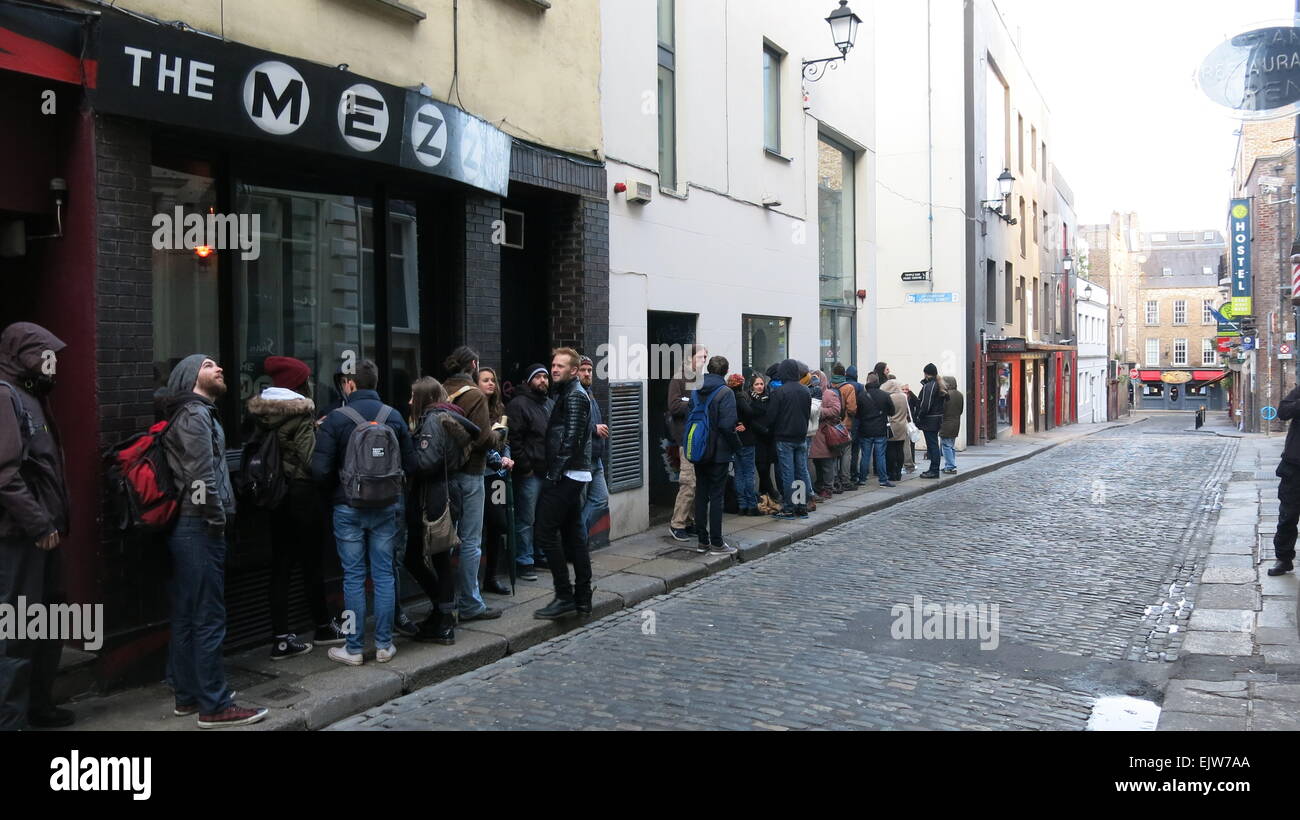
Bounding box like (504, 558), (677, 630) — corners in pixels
(0, 2), (95, 86)
(1193, 370), (1229, 385)
(1134, 370), (1163, 382)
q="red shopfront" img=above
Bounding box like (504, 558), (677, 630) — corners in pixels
(983, 339), (1077, 438)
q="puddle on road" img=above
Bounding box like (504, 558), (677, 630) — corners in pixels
(1086, 696), (1161, 731)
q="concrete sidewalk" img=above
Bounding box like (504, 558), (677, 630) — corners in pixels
(56, 414), (1146, 731)
(1158, 427), (1300, 731)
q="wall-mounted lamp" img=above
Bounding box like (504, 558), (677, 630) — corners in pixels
(802, 2), (863, 83)
(980, 169), (1016, 225)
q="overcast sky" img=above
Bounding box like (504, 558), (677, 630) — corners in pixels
(993, 0), (1295, 233)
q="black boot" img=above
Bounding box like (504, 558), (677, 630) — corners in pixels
(482, 577), (513, 596)
(575, 584), (594, 615)
(534, 595), (577, 620)
(415, 610), (455, 645)
(1268, 559), (1295, 576)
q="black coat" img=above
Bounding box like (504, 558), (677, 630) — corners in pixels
(855, 385), (894, 440)
(544, 378), (592, 481)
(910, 378), (948, 433)
(737, 388), (771, 447)
(506, 389), (551, 476)
(690, 374), (744, 463)
(767, 359), (812, 442)
(1281, 385), (1300, 466)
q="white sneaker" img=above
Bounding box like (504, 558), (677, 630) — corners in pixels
(376, 644), (398, 663)
(328, 646), (363, 667)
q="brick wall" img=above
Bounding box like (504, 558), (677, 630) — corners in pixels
(94, 115), (167, 637)
(462, 190), (503, 370)
(1245, 149), (1298, 430)
(1134, 286), (1222, 368)
(548, 195), (610, 406)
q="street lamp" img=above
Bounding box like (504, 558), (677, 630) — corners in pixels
(1083, 284), (1093, 302)
(1117, 311), (1126, 328)
(1063, 252), (1074, 274)
(980, 169), (1016, 225)
(803, 2), (864, 82)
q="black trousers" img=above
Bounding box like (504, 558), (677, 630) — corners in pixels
(535, 477), (592, 598)
(0, 538), (62, 730)
(922, 430), (941, 474)
(755, 441), (779, 499)
(694, 461), (729, 547)
(886, 440), (904, 481)
(404, 506), (455, 614)
(269, 480), (330, 636)
(1275, 461), (1300, 562)
(481, 474), (511, 583)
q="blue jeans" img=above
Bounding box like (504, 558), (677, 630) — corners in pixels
(333, 503), (400, 655)
(776, 439), (812, 511)
(733, 446), (758, 509)
(513, 472), (544, 567)
(448, 471), (487, 617)
(923, 430), (941, 474)
(582, 458), (610, 535)
(168, 517), (233, 714)
(857, 437), (888, 483)
(941, 437), (957, 471)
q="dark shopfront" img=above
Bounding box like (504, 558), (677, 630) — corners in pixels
(4, 7), (609, 688)
(1132, 370), (1227, 411)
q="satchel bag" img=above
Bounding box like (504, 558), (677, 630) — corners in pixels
(905, 398), (923, 445)
(823, 421), (851, 449)
(422, 440), (461, 569)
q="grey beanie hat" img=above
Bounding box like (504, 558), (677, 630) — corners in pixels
(168, 353), (213, 396)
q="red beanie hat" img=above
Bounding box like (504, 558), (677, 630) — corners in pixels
(265, 356), (311, 390)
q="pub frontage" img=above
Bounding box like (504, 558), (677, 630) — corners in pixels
(1, 3), (609, 688)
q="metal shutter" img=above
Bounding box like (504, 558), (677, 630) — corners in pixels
(607, 381), (644, 492)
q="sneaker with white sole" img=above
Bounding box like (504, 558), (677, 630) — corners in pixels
(196, 704), (269, 729)
(270, 634), (312, 661)
(376, 644), (398, 663)
(328, 646), (364, 666)
(708, 541), (738, 556)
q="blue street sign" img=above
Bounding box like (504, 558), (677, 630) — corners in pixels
(1242, 336), (1256, 351)
(1263, 406), (1278, 421)
(907, 293), (960, 304)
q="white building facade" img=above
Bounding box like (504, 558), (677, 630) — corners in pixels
(876, 0), (1075, 445)
(1076, 281), (1110, 424)
(599, 0), (877, 538)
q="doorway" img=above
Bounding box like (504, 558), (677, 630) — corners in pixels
(647, 311), (697, 521)
(500, 191), (553, 388)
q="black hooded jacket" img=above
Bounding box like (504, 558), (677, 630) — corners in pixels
(767, 359), (812, 443)
(544, 377), (592, 481)
(506, 386), (552, 477)
(0, 323), (69, 541)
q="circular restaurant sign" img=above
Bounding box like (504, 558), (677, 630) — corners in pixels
(1198, 25), (1300, 119)
(1161, 371), (1193, 384)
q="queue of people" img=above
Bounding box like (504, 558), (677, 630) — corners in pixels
(664, 353), (965, 546)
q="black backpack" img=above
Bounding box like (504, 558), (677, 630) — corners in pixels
(236, 426), (288, 510)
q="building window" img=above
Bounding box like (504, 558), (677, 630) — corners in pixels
(1161, 267), (1172, 277)
(1017, 113), (1024, 174)
(1174, 339), (1188, 366)
(1005, 260), (1014, 325)
(1145, 300), (1159, 325)
(743, 315), (790, 377)
(986, 260), (997, 323)
(818, 135), (856, 305)
(657, 0), (677, 191)
(1203, 231), (1215, 240)
(819, 308), (855, 376)
(1030, 125), (1038, 171)
(1202, 300), (1214, 324)
(763, 43), (783, 154)
(986, 59), (1010, 202)
(1019, 197), (1026, 257)
(1041, 142), (1047, 178)
(1032, 200), (1039, 247)
(1201, 266), (1213, 276)
(1173, 300), (1186, 325)
(1202, 338), (1216, 365)
(1145, 338), (1160, 366)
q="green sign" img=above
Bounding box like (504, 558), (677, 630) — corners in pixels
(1218, 302), (1241, 337)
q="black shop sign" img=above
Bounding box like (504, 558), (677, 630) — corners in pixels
(87, 13), (511, 196)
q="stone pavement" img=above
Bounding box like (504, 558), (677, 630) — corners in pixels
(56, 414), (1144, 731)
(1157, 426), (1300, 731)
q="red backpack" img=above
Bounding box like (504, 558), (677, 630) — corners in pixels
(104, 417), (181, 534)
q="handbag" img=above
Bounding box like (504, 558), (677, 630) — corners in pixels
(824, 421), (851, 449)
(905, 398), (923, 444)
(422, 438), (461, 570)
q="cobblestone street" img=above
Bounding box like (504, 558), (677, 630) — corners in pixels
(334, 415), (1237, 730)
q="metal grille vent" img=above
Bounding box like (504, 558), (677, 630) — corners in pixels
(608, 382), (644, 492)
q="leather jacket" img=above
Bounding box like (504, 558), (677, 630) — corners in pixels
(543, 378), (592, 482)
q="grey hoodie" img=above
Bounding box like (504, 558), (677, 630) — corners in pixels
(162, 354), (235, 529)
(0, 323), (69, 541)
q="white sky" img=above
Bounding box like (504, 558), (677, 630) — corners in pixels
(993, 0), (1295, 232)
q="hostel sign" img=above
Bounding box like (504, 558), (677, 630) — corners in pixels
(1229, 199), (1253, 316)
(86, 14), (512, 196)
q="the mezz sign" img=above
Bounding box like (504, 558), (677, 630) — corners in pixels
(89, 14), (510, 196)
